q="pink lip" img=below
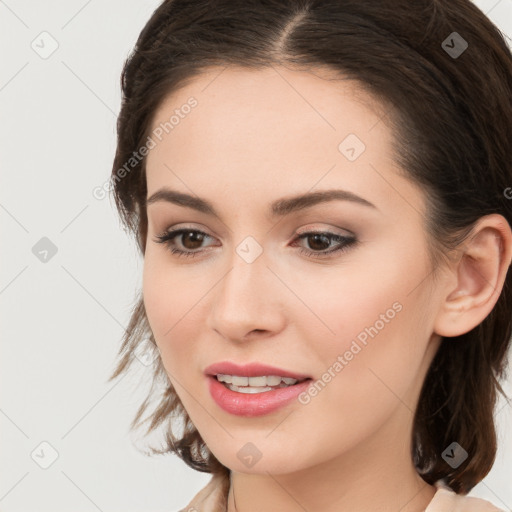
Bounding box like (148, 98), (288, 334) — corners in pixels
(204, 361), (311, 380)
(204, 361), (313, 417)
(207, 376), (312, 417)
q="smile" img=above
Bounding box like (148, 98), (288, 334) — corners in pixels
(216, 374), (304, 394)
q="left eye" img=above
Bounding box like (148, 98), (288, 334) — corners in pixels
(292, 231), (358, 258)
(153, 228), (358, 259)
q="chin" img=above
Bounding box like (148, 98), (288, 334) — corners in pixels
(208, 441), (313, 476)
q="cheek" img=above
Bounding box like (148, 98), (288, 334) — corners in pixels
(142, 256), (169, 339)
(301, 250), (431, 403)
(142, 251), (216, 384)
(286, 298), (426, 466)
(142, 256), (191, 368)
(293, 257), (405, 352)
(307, 288), (410, 405)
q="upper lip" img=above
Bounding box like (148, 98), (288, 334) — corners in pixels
(204, 361), (312, 381)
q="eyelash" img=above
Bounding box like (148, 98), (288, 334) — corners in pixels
(153, 227), (358, 260)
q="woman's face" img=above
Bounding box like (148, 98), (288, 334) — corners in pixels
(142, 65), (445, 475)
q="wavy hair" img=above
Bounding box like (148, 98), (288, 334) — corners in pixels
(108, 0), (512, 493)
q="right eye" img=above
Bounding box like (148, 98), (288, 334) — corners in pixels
(153, 228), (217, 258)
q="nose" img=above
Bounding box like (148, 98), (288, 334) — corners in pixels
(206, 246), (286, 343)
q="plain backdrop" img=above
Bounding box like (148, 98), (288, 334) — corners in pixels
(1, 1), (511, 511)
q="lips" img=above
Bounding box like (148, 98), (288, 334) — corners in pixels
(206, 374), (313, 416)
(203, 361), (312, 381)
(204, 361), (313, 416)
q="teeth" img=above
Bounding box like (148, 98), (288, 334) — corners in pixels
(216, 374), (299, 387)
(227, 384), (274, 394)
(247, 376), (267, 386)
(232, 376), (249, 386)
(266, 375), (282, 386)
(217, 374), (233, 384)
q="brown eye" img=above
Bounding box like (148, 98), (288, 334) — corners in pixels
(292, 231), (358, 259)
(304, 233), (332, 251)
(153, 228), (215, 258)
(180, 231), (207, 250)
(153, 228), (358, 260)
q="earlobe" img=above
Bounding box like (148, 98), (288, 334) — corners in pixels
(433, 214), (512, 338)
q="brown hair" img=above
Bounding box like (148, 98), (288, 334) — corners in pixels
(108, 0), (512, 493)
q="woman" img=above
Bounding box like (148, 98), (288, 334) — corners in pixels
(108, 0), (512, 510)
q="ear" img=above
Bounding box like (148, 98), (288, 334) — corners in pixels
(433, 214), (512, 338)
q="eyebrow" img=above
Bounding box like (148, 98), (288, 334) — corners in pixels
(146, 187), (378, 217)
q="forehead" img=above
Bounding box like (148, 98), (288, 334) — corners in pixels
(144, 65), (423, 222)
(148, 66), (388, 165)
(147, 65), (390, 149)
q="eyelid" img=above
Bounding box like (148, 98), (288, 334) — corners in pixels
(158, 222), (216, 237)
(159, 222), (353, 242)
(294, 223), (355, 238)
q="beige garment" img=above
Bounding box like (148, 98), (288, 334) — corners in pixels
(425, 480), (506, 512)
(178, 472), (506, 512)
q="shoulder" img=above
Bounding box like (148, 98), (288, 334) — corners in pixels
(175, 474), (507, 512)
(426, 481), (506, 512)
(177, 471), (230, 512)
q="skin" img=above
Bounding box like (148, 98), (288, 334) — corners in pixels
(142, 65), (512, 512)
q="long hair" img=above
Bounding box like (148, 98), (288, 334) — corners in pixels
(108, 0), (512, 493)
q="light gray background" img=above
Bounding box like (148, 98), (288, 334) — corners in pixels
(1, 1), (511, 511)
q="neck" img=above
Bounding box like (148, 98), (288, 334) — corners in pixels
(226, 406), (437, 512)
(228, 460), (436, 512)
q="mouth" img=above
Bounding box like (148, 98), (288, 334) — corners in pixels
(214, 374), (312, 394)
(204, 361), (313, 395)
(206, 368), (314, 416)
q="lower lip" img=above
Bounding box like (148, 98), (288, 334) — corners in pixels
(207, 375), (312, 417)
